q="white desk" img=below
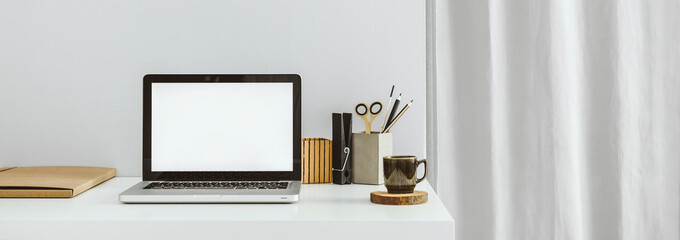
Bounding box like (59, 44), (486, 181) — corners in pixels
(0, 177), (454, 240)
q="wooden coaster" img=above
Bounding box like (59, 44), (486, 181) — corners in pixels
(370, 191), (428, 205)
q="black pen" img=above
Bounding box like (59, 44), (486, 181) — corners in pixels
(382, 99), (413, 133)
(380, 85), (395, 132)
(385, 94), (401, 129)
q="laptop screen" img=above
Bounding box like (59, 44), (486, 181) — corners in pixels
(150, 82), (293, 172)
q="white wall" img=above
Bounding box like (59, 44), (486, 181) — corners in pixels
(0, 0), (425, 176)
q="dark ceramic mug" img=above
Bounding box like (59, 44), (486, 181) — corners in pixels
(383, 155), (427, 194)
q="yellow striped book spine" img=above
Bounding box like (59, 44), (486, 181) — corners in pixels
(302, 138), (332, 184)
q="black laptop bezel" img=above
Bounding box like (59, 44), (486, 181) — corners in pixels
(142, 74), (302, 181)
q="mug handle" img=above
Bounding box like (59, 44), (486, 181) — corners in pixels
(415, 159), (428, 184)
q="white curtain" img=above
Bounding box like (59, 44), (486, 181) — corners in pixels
(430, 0), (680, 239)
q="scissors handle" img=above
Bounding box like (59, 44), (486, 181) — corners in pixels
(355, 102), (383, 116)
(355, 102), (383, 134)
(355, 103), (368, 116)
(369, 101), (383, 115)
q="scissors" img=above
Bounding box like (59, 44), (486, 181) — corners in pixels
(355, 101), (383, 134)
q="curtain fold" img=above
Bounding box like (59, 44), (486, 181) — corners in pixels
(432, 0), (680, 239)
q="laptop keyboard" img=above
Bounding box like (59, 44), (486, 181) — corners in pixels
(143, 181), (289, 190)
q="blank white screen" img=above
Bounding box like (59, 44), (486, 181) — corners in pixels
(151, 82), (293, 172)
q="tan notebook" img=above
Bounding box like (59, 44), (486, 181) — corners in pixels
(0, 166), (116, 198)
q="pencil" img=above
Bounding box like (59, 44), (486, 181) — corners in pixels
(385, 94), (401, 129)
(380, 85), (395, 131)
(382, 99), (413, 133)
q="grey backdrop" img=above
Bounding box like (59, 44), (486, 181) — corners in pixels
(0, 0), (426, 176)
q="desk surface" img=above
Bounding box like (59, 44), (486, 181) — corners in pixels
(0, 177), (454, 240)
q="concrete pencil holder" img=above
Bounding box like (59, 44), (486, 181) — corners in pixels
(351, 132), (393, 185)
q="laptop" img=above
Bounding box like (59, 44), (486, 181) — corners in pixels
(119, 74), (302, 203)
